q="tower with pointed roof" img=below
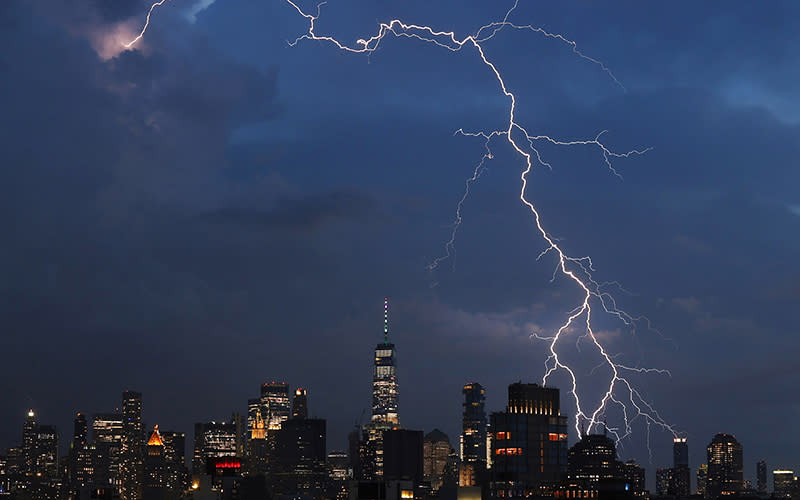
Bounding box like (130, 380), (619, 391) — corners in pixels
(371, 297), (399, 425)
(144, 425), (166, 499)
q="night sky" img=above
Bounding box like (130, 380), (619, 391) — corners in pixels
(2, 0), (799, 487)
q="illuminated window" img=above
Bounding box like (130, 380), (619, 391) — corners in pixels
(401, 491), (414, 499)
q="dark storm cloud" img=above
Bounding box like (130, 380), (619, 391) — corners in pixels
(202, 190), (378, 231)
(3, 0), (800, 483)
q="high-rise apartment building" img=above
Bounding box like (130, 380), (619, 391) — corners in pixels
(490, 383), (568, 497)
(460, 383), (487, 469)
(706, 433), (743, 498)
(262, 382), (291, 430)
(120, 390), (144, 500)
(757, 460), (767, 495)
(293, 388), (309, 419)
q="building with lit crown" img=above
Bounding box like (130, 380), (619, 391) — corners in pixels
(293, 388), (309, 419)
(489, 383), (568, 498)
(773, 469), (795, 499)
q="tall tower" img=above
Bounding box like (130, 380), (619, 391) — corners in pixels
(120, 390), (144, 500)
(372, 297), (399, 425)
(361, 298), (400, 480)
(671, 437), (690, 496)
(22, 409), (37, 476)
(143, 425), (166, 499)
(460, 382), (487, 487)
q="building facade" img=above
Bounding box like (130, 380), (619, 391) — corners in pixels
(489, 383), (568, 498)
(706, 433), (743, 498)
(120, 390), (144, 500)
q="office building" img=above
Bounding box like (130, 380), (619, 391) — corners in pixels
(384, 429), (424, 484)
(671, 437), (690, 496)
(424, 430), (452, 491)
(293, 388), (309, 419)
(262, 382), (291, 430)
(160, 431), (188, 498)
(757, 460), (767, 495)
(460, 382), (487, 479)
(773, 470), (795, 499)
(362, 298), (401, 481)
(656, 468), (672, 496)
(120, 390), (143, 500)
(490, 383), (568, 497)
(272, 418), (327, 498)
(706, 433), (742, 498)
(696, 464), (707, 497)
(622, 460), (646, 496)
(143, 426), (166, 500)
(192, 421), (238, 478)
(247, 410), (269, 476)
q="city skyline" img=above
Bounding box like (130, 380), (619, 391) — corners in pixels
(2, 0), (800, 491)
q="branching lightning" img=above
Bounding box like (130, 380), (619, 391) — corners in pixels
(123, 0), (679, 445)
(283, 0), (678, 444)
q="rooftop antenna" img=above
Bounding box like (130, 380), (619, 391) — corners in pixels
(384, 297), (389, 344)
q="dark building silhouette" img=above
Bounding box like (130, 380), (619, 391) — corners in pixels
(706, 433), (743, 498)
(565, 431), (635, 499)
(120, 390), (143, 500)
(696, 464), (707, 497)
(670, 437), (690, 496)
(272, 418), (327, 499)
(489, 383), (568, 498)
(756, 460), (767, 495)
(293, 388), (309, 419)
(383, 429), (423, 485)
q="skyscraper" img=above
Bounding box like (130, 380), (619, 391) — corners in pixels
(490, 383), (568, 497)
(423, 429), (452, 491)
(261, 382), (291, 430)
(143, 426), (166, 500)
(361, 298), (400, 480)
(192, 422), (237, 478)
(372, 298), (399, 425)
(160, 430), (188, 498)
(272, 418), (327, 498)
(92, 412), (124, 489)
(460, 383), (487, 468)
(120, 390), (144, 500)
(671, 437), (690, 496)
(293, 388), (309, 419)
(22, 410), (37, 476)
(706, 433), (743, 498)
(757, 460), (767, 495)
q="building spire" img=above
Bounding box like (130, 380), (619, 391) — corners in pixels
(384, 297), (389, 344)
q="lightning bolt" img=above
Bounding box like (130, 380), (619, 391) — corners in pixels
(284, 0), (679, 444)
(123, 0), (172, 49)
